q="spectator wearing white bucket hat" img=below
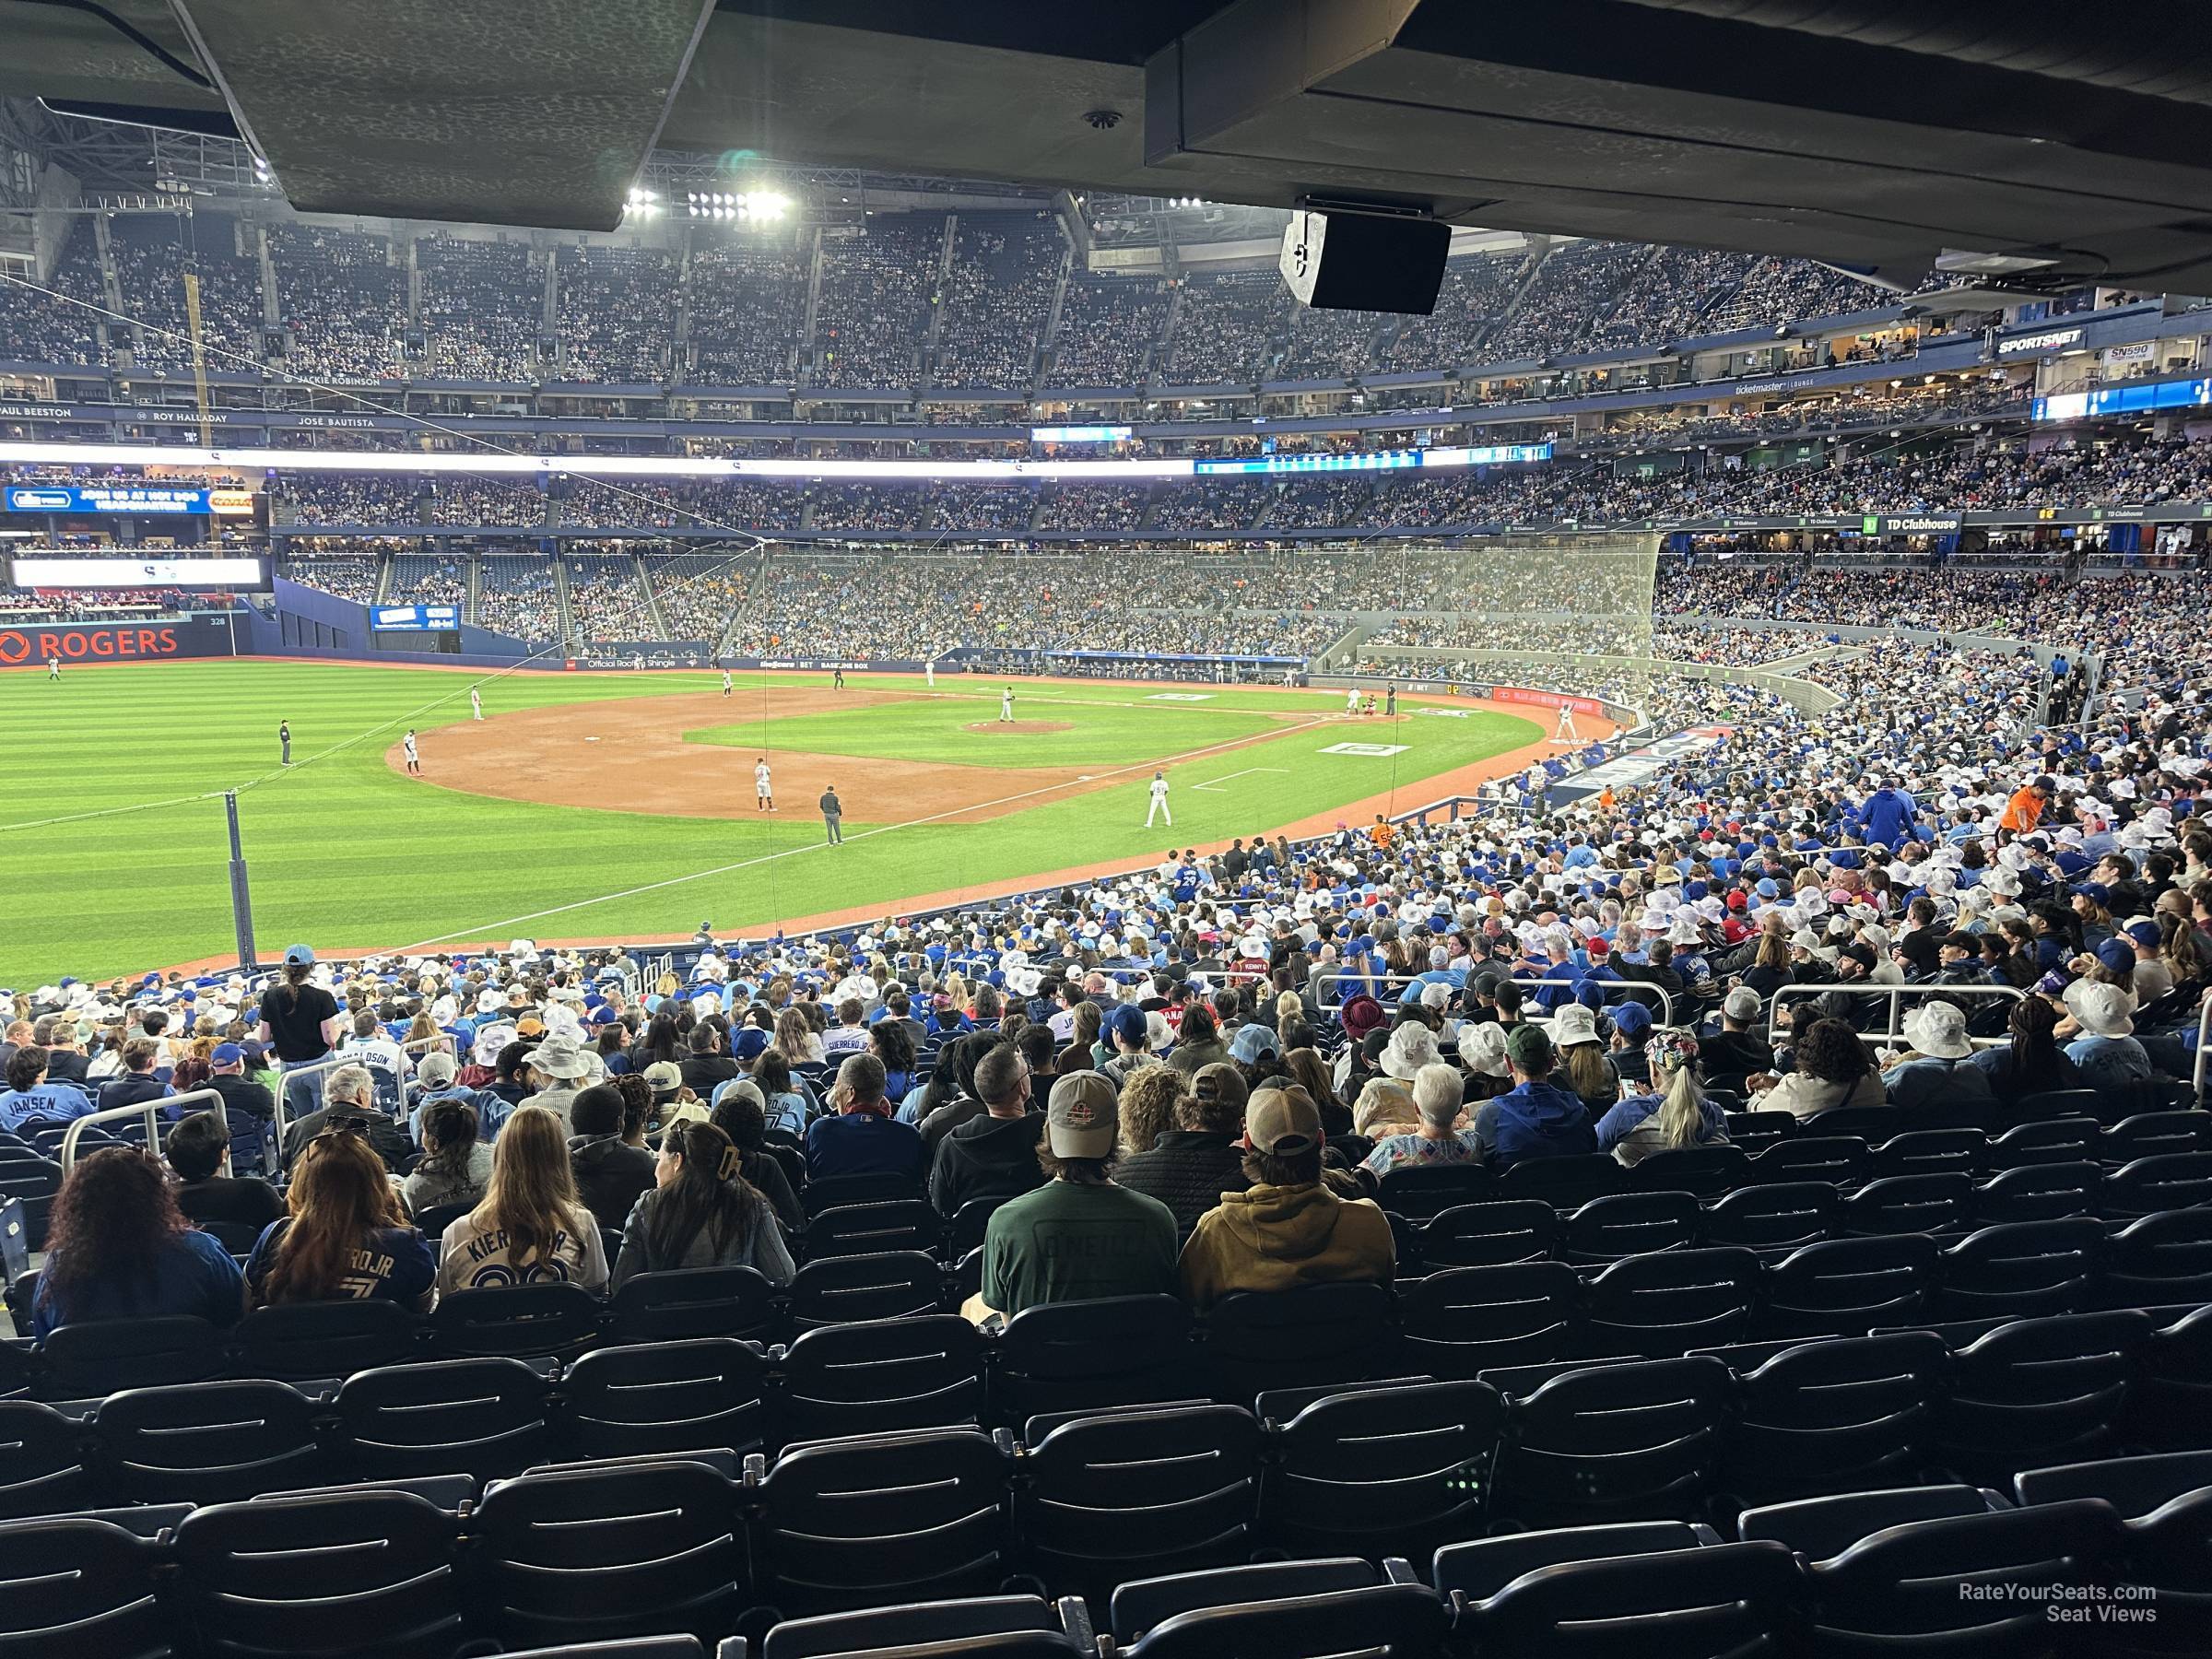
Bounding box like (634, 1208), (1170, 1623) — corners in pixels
(519, 1031), (594, 1127)
(1378, 1021), (1442, 1081)
(1879, 1001), (1994, 1113)
(2059, 980), (2155, 1100)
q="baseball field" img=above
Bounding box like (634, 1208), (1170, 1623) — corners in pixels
(6, 659), (1565, 982)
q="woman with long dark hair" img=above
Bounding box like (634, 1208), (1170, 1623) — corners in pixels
(870, 1018), (918, 1101)
(30, 1147), (245, 1339)
(403, 1098), (491, 1215)
(612, 1120), (794, 1288)
(249, 1129), (435, 1308)
(635, 1013), (684, 1071)
(1970, 994), (2086, 1103)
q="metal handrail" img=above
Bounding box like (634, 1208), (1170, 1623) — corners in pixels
(1768, 981), (2026, 1051)
(1313, 968), (1674, 1026)
(58, 1087), (222, 1173)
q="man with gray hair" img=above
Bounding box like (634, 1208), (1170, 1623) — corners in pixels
(282, 1061), (412, 1172)
(1701, 986), (1775, 1085)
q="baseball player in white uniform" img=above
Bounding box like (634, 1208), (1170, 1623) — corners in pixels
(470, 686), (483, 721)
(1345, 687), (1359, 715)
(1146, 770), (1171, 828)
(1000, 687), (1015, 723)
(754, 758), (774, 811)
(403, 729), (420, 774)
(722, 669), (733, 698)
(1555, 702), (1579, 742)
(925, 660), (935, 688)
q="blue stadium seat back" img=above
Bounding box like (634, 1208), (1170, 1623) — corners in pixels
(2101, 1112), (2212, 1165)
(171, 1487), (467, 1659)
(1724, 1331), (1948, 1503)
(428, 1281), (605, 1360)
(1202, 1281), (1393, 1406)
(39, 1314), (228, 1399)
(1496, 1153), (1620, 1208)
(754, 1427), (1011, 1616)
(1936, 1216), (2105, 1321)
(0, 1514), (172, 1657)
(1867, 1127), (1987, 1181)
(1016, 1403), (1262, 1599)
(1933, 1309), (2154, 1482)
(1971, 1159), (2102, 1227)
(802, 1201), (945, 1263)
(89, 1378), (327, 1506)
(1108, 1557), (1382, 1644)
(1800, 1499), (2118, 1646)
(1259, 1379), (1503, 1562)
(473, 1458), (748, 1648)
(334, 1355), (553, 1480)
(803, 1172), (925, 1218)
(993, 1294), (1193, 1425)
(1488, 1356), (1735, 1528)
(607, 1265), (780, 1345)
(2134, 1304), (2212, 1451)
(1579, 1247), (1764, 1359)
(1799, 1105), (1901, 1143)
(1376, 1162), (1494, 1221)
(1699, 1180), (1835, 1251)
(1721, 1112), (1796, 1154)
(1985, 1116), (2102, 1171)
(2013, 1089), (2107, 1127)
(1624, 1144), (1749, 1201)
(1560, 1190), (1701, 1265)
(787, 1249), (946, 1331)
(1432, 1519), (1717, 1603)
(1118, 1579), (1448, 1659)
(760, 1594), (1066, 1659)
(562, 1337), (771, 1460)
(2104, 1151), (2212, 1218)
(774, 1313), (983, 1447)
(1759, 1233), (1939, 1339)
(1397, 1262), (1581, 1378)
(1836, 1171), (1972, 1238)
(230, 1296), (422, 1382)
(1741, 1135), (1869, 1189)
(1408, 1199), (1559, 1270)
(0, 1396), (96, 1519)
(2017, 1449), (2212, 1517)
(1467, 1538), (1805, 1658)
(1737, 1482), (2008, 1559)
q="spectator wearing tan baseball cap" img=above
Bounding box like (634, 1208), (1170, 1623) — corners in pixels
(1175, 1083), (1394, 1312)
(965, 1070), (1178, 1324)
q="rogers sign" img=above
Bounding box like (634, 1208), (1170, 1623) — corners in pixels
(0, 624), (183, 665)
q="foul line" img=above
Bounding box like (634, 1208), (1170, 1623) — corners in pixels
(1192, 766), (1289, 792)
(387, 712), (1335, 952)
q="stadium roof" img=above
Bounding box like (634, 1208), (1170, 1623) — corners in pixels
(5, 0), (2212, 288)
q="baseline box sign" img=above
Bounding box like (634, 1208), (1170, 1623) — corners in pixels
(1490, 685), (1606, 716)
(4, 484), (255, 515)
(371, 604), (463, 631)
(0, 615), (229, 666)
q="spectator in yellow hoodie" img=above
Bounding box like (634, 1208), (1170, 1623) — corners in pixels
(1177, 1085), (1394, 1311)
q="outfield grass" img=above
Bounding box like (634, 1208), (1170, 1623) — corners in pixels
(4, 661), (1537, 982)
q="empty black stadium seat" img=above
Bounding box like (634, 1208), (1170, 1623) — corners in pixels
(1623, 1143), (1748, 1199)
(2105, 1151), (2212, 1218)
(1397, 1262), (1579, 1377)
(751, 1427), (1011, 1617)
(775, 1314), (982, 1445)
(229, 1298), (421, 1381)
(802, 1173), (924, 1218)
(1580, 1246), (1762, 1357)
(335, 1355), (553, 1480)
(760, 1594), (1088, 1659)
(1929, 1309), (2153, 1483)
(428, 1282), (605, 1359)
(1741, 1135), (1869, 1188)
(1497, 1153), (1620, 1207)
(1467, 1538), (1806, 1659)
(90, 1378), (326, 1505)
(2016, 1449), (2212, 1515)
(606, 1265), (779, 1345)
(993, 1294), (1192, 1426)
(1402, 1199), (1559, 1269)
(1117, 1577), (1449, 1659)
(1719, 1331), (1948, 1504)
(0, 1397), (95, 1519)
(787, 1249), (946, 1330)
(39, 1315), (229, 1398)
(1256, 1378), (1500, 1562)
(1987, 1115), (2101, 1171)
(1700, 1180), (1835, 1249)
(0, 1514), (172, 1655)
(1376, 1162), (1493, 1220)
(1760, 1234), (1938, 1338)
(1430, 1519), (1717, 1602)
(1936, 1216), (2104, 1320)
(474, 1458), (748, 1648)
(1015, 1402), (1261, 1597)
(2102, 1111), (2212, 1163)
(1487, 1356), (1733, 1528)
(561, 1337), (771, 1460)
(1836, 1172), (1972, 1237)
(1202, 1282), (1391, 1406)
(1559, 1190), (1700, 1263)
(2134, 1304), (2212, 1451)
(1736, 1482), (2010, 1558)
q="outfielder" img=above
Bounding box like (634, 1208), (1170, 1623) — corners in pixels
(754, 757), (774, 811)
(403, 729), (421, 774)
(47, 654), (59, 681)
(1146, 770), (1172, 829)
(470, 686), (483, 721)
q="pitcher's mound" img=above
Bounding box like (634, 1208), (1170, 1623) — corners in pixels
(965, 720), (1073, 735)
